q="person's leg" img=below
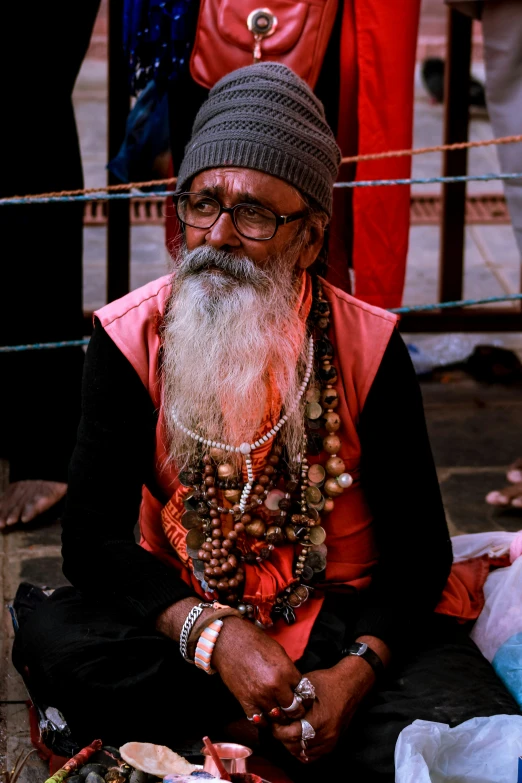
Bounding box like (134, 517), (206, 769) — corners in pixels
(0, 0), (100, 527)
(347, 616), (520, 781)
(486, 458), (522, 507)
(483, 0), (522, 259)
(482, 1), (522, 509)
(13, 588), (243, 749)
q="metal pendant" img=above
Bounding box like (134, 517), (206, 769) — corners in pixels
(181, 510), (202, 530)
(309, 525), (326, 545)
(186, 527), (205, 550)
(305, 550), (327, 573)
(183, 493), (199, 511)
(306, 402), (323, 420)
(308, 464), (326, 485)
(265, 488), (285, 511)
(192, 559), (205, 578)
(305, 486), (323, 506)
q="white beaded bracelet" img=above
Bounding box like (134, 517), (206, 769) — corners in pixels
(194, 618), (224, 675)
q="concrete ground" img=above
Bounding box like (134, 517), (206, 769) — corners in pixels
(2, 0), (522, 778)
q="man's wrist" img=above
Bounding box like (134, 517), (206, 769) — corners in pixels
(212, 614), (249, 669)
(155, 597), (205, 641)
(334, 635), (390, 692)
(355, 635), (391, 669)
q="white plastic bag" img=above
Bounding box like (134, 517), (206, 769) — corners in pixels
(450, 530), (517, 563)
(470, 556), (522, 707)
(395, 715), (522, 782)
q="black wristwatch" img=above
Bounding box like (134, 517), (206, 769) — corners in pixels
(341, 642), (384, 679)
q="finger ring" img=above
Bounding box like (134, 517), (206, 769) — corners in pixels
(268, 706), (282, 719)
(247, 713), (263, 724)
(300, 749), (309, 762)
(301, 718), (316, 742)
(295, 676), (316, 701)
(281, 693), (303, 713)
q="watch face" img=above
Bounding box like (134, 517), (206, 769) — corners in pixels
(350, 642), (368, 656)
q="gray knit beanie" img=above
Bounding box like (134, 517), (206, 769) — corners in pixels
(176, 62), (341, 216)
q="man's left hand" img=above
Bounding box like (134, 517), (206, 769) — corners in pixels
(271, 654), (377, 762)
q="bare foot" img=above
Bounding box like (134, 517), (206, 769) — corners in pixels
(506, 457), (522, 485)
(486, 458), (522, 507)
(0, 480), (67, 530)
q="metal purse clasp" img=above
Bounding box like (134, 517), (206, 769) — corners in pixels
(247, 8), (278, 63)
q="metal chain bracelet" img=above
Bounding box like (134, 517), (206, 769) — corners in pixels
(180, 603), (213, 662)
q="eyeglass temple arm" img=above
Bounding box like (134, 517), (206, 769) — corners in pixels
(280, 211), (308, 226)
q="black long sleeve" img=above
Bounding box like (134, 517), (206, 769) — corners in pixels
(62, 322), (452, 636)
(61, 320), (193, 620)
(353, 329), (453, 645)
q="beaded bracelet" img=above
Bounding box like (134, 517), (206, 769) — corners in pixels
(194, 619), (224, 675)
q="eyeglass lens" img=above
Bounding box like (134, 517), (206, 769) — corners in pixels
(177, 194), (278, 239)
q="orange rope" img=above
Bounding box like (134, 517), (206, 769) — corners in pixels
(340, 133), (522, 165)
(1, 177), (178, 203)
(2, 134), (522, 204)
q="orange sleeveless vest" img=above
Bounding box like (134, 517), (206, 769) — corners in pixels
(96, 274), (481, 660)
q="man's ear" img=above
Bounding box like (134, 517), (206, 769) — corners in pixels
(298, 221), (326, 270)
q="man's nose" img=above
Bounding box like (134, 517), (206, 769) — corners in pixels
(204, 211), (242, 249)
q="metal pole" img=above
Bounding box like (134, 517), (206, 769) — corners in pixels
(438, 8), (472, 303)
(107, 0), (130, 302)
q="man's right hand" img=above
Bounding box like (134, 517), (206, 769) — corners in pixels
(212, 615), (305, 722)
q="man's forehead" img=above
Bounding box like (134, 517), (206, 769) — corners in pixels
(190, 168), (304, 210)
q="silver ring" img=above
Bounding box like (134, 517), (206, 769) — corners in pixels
(301, 718), (316, 742)
(300, 748), (309, 762)
(295, 676), (316, 701)
(281, 692), (303, 713)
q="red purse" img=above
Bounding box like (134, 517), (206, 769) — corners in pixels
(190, 0), (339, 90)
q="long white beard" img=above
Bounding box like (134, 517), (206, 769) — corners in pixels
(162, 244), (310, 470)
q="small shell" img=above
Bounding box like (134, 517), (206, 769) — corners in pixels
(80, 766), (108, 779)
(119, 743), (195, 777)
(85, 773), (106, 783)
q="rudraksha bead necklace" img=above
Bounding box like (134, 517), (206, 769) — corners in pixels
(171, 282), (353, 625)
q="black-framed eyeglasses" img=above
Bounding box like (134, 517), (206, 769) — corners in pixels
(175, 192), (308, 241)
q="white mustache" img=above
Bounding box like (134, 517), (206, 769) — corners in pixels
(176, 246), (271, 289)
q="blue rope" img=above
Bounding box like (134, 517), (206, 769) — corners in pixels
(1, 294), (521, 353)
(390, 293), (522, 314)
(0, 339), (90, 353)
(1, 172), (522, 206)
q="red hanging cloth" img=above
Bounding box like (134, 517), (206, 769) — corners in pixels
(331, 0), (421, 308)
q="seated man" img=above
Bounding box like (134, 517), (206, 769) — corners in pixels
(13, 63), (519, 781)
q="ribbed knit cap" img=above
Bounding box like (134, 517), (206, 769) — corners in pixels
(176, 62), (341, 216)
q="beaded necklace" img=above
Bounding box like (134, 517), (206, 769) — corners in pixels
(171, 336), (314, 513)
(171, 281), (353, 626)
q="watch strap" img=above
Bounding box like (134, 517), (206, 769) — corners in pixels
(342, 642), (385, 678)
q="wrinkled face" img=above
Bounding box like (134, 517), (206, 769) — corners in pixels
(163, 168), (322, 469)
(182, 167), (320, 270)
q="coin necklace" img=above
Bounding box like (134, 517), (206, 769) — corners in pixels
(171, 283), (353, 624)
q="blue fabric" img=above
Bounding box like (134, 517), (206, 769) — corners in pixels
(107, 79), (169, 185)
(493, 632), (522, 709)
(123, 0), (199, 95)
